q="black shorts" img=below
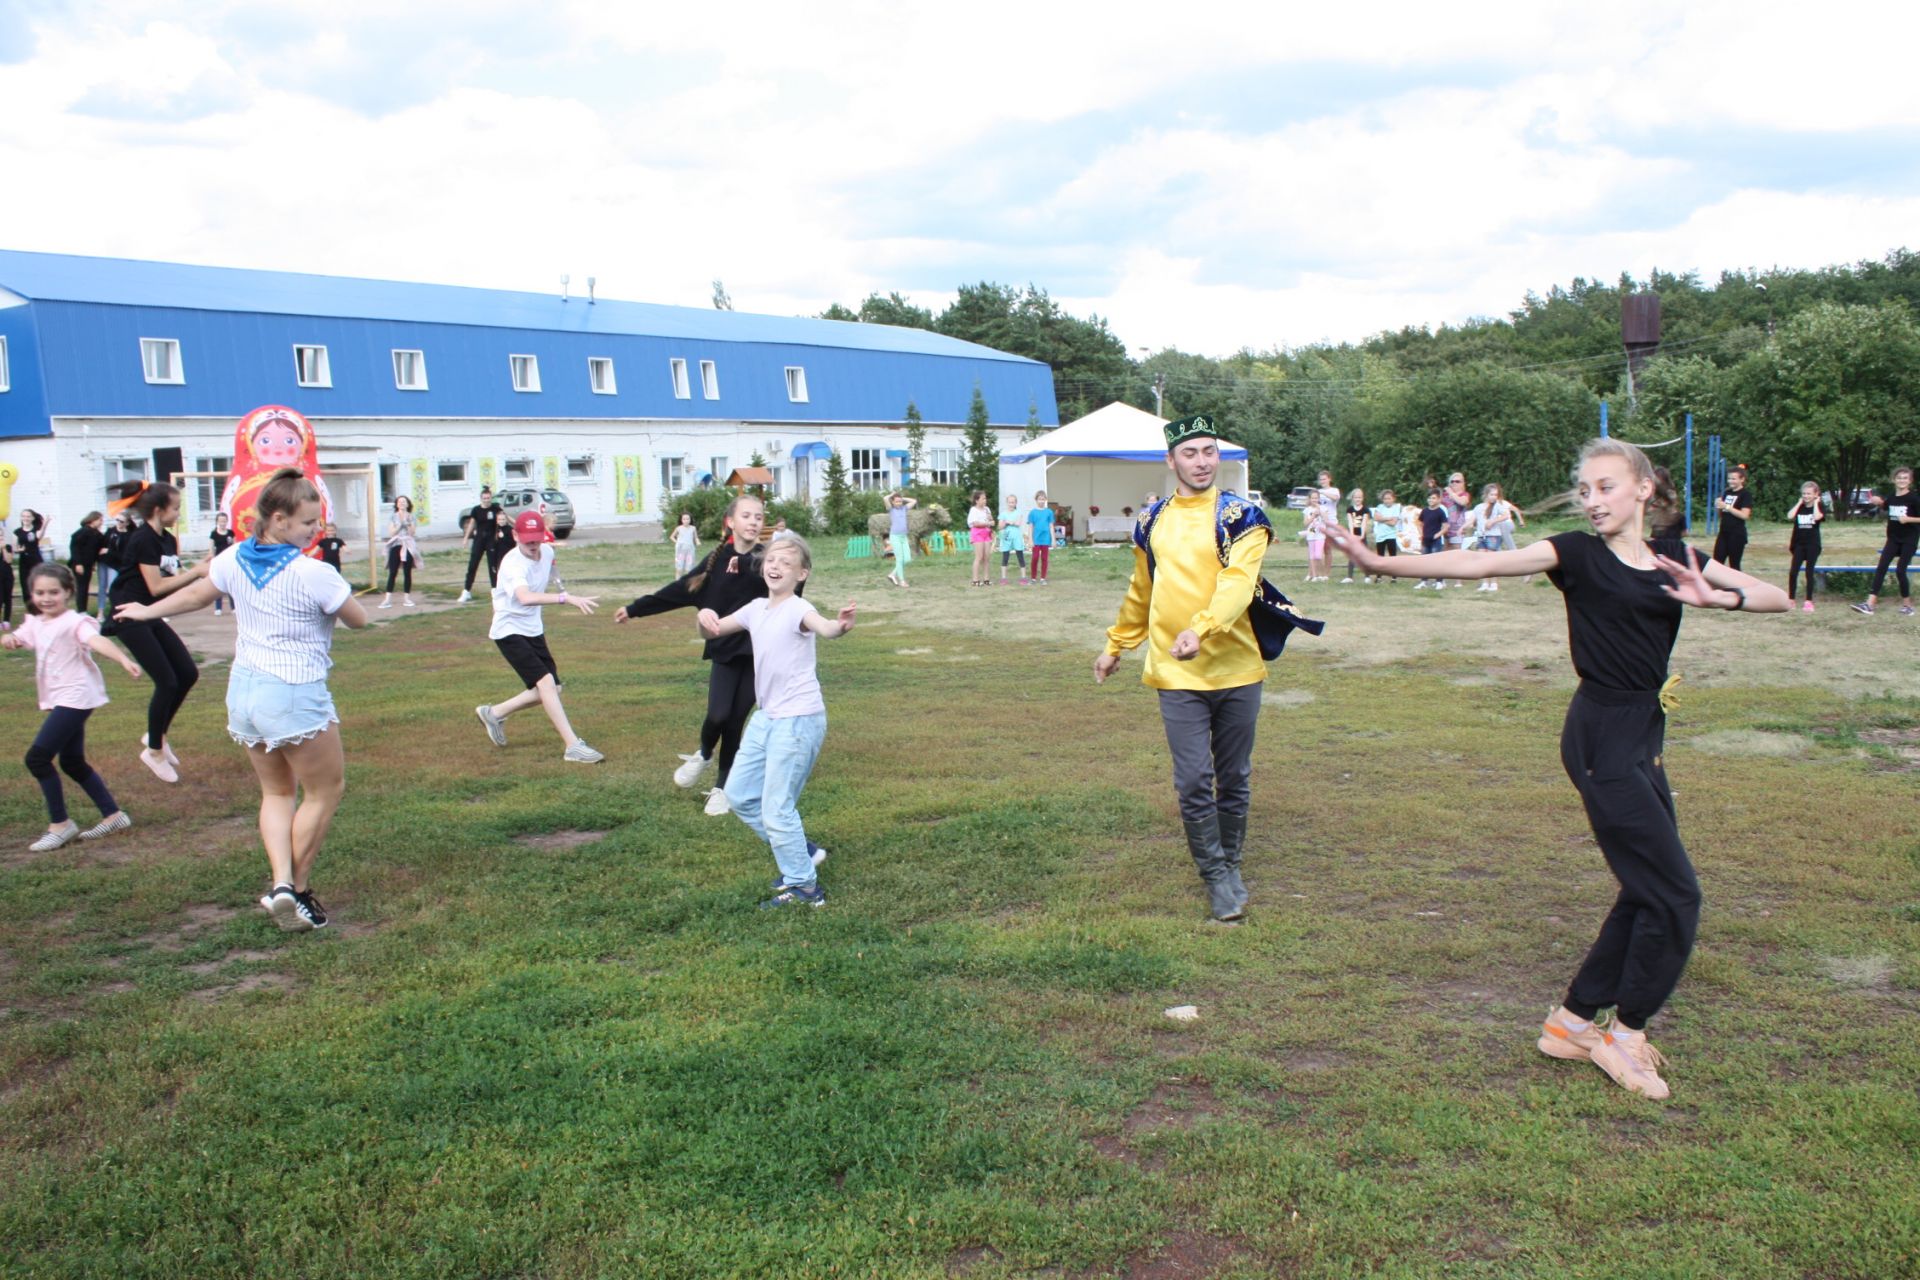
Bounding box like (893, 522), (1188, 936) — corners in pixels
(495, 633), (559, 690)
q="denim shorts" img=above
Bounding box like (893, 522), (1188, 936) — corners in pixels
(227, 664), (338, 751)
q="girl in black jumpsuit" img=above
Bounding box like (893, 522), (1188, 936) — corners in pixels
(616, 495), (773, 816)
(1325, 438), (1789, 1100)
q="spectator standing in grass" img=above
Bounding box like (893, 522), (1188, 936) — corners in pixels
(1465, 484), (1514, 593)
(315, 523), (345, 572)
(0, 520), (14, 629)
(1785, 481), (1825, 613)
(4, 563), (141, 852)
(1326, 438), (1789, 1100)
(475, 511), (604, 766)
(487, 507), (513, 583)
(1850, 464), (1917, 617)
(670, 511), (701, 577)
(97, 512), (131, 621)
(379, 495), (419, 609)
(1315, 471), (1341, 525)
(998, 493), (1028, 584)
(699, 532), (855, 909)
(106, 482), (207, 784)
(1711, 465), (1752, 571)
(884, 491), (917, 589)
(1301, 492), (1330, 582)
(967, 490), (995, 586)
(1027, 490), (1056, 585)
(14, 508), (47, 613)
(459, 486), (503, 603)
(67, 512), (106, 615)
(1368, 489), (1403, 577)
(208, 511), (235, 616)
(1413, 491), (1447, 590)
(617, 493), (769, 815)
(1096, 414), (1274, 927)
(117, 469), (369, 931)
(1340, 488), (1369, 583)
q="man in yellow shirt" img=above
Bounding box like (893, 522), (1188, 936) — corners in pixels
(1096, 414), (1270, 925)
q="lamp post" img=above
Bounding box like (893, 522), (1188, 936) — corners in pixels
(1137, 346), (1164, 417)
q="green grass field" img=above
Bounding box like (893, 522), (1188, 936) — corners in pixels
(3, 518), (1917, 1279)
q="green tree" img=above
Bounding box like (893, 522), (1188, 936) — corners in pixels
(937, 282), (1130, 421)
(859, 292), (936, 329)
(1023, 398), (1045, 442)
(960, 384), (999, 502)
(821, 448), (855, 534)
(818, 302), (859, 322)
(903, 400), (925, 483)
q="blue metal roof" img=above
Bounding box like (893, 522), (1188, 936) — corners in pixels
(0, 251), (1060, 439)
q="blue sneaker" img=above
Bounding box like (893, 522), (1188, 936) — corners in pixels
(769, 843), (829, 890)
(759, 882), (826, 910)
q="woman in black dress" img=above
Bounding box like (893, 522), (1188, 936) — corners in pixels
(1327, 438), (1788, 1100)
(68, 512), (106, 615)
(14, 508), (47, 613)
(107, 484), (210, 782)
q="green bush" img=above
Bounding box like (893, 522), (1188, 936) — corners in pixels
(663, 489), (738, 542)
(764, 498), (818, 537)
(828, 490), (890, 535)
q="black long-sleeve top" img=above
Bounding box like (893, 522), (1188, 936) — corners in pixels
(69, 525), (106, 568)
(623, 540), (770, 663)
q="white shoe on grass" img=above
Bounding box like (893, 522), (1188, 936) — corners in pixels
(564, 739), (606, 764)
(138, 734), (179, 766)
(475, 705), (507, 747)
(458, 590), (472, 603)
(80, 811), (132, 840)
(673, 751), (714, 788)
(29, 822), (80, 852)
(704, 787), (731, 816)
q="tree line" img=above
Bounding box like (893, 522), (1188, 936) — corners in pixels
(820, 249), (1920, 515)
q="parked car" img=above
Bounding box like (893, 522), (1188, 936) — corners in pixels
(498, 487), (576, 539)
(1285, 486), (1317, 509)
(1246, 489), (1267, 508)
(1824, 488), (1881, 517)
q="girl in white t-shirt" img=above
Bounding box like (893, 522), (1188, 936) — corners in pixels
(3, 563), (142, 851)
(967, 490), (994, 587)
(118, 469), (369, 932)
(699, 532), (855, 909)
(671, 512), (701, 577)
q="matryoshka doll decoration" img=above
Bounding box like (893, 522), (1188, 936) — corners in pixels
(218, 405), (333, 549)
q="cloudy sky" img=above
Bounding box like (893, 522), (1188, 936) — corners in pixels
(3, 1), (1917, 355)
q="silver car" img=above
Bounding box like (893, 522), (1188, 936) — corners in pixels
(497, 488), (576, 539)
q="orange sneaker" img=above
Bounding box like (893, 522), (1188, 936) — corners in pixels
(1589, 1026), (1672, 1100)
(1537, 1006), (1606, 1062)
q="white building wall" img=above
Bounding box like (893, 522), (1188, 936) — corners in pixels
(13, 417), (1018, 552)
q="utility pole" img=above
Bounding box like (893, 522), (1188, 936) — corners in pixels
(1137, 346), (1164, 417)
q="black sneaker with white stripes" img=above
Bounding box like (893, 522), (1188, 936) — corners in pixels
(293, 890), (330, 930)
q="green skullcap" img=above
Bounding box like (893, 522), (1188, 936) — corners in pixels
(1164, 413), (1220, 448)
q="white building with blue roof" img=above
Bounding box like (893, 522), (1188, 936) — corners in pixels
(0, 250), (1057, 544)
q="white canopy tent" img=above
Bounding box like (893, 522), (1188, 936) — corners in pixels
(999, 402), (1251, 542)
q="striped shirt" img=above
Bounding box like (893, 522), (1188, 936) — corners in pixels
(208, 547), (354, 684)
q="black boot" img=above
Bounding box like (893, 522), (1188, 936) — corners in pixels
(1183, 815), (1243, 924)
(1217, 810), (1249, 915)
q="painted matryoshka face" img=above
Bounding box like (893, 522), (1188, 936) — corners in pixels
(253, 419), (304, 468)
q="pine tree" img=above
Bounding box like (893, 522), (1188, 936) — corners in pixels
(904, 400), (926, 484)
(1022, 397), (1046, 441)
(821, 448), (854, 533)
(960, 383), (999, 503)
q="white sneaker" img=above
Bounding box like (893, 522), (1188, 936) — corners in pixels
(458, 590), (472, 603)
(29, 822), (80, 852)
(80, 811), (132, 840)
(1434, 582), (1445, 591)
(1413, 581), (1427, 590)
(378, 598), (392, 609)
(564, 739), (606, 764)
(403, 596), (415, 607)
(475, 704), (507, 747)
(672, 751), (714, 788)
(1487, 582), (1499, 592)
(704, 787), (731, 816)
(1340, 576), (1353, 584)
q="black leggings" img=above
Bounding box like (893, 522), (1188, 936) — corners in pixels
(487, 544), (509, 582)
(700, 656), (756, 787)
(1001, 549), (1026, 569)
(1373, 540), (1398, 557)
(74, 565), (94, 615)
(464, 540), (496, 591)
(16, 553), (40, 611)
(1559, 685), (1700, 1030)
(1712, 528), (1747, 572)
(1869, 538), (1916, 599)
(1788, 540), (1820, 601)
(0, 559), (11, 624)
(26, 706), (119, 825)
(113, 617), (199, 747)
(386, 546), (414, 594)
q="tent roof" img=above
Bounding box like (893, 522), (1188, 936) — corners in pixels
(1003, 401), (1247, 462)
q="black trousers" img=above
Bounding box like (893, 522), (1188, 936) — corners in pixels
(73, 564), (94, 614)
(26, 706), (119, 825)
(1869, 536), (1916, 598)
(385, 546), (414, 594)
(700, 656), (757, 787)
(1559, 684), (1701, 1029)
(0, 559), (12, 624)
(464, 539), (497, 591)
(16, 552), (41, 611)
(113, 617), (200, 747)
(1788, 536), (1820, 601)
(1711, 527), (1746, 571)
(487, 543), (509, 581)
(1157, 684), (1261, 824)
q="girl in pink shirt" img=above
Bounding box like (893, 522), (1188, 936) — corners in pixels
(2, 564), (142, 851)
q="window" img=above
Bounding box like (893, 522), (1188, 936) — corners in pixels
(669, 358), (690, 399)
(379, 463), (399, 505)
(510, 354), (541, 393)
(700, 359), (719, 400)
(103, 456), (150, 488)
(192, 455), (232, 517)
(784, 366), (808, 402)
(928, 447), (961, 486)
(141, 338), (183, 384)
(588, 356), (616, 395)
(709, 455), (729, 486)
(392, 349), (428, 390)
(504, 458), (533, 482)
(660, 456), (688, 496)
(567, 456), (594, 481)
(436, 461), (469, 486)
(294, 344), (331, 388)
(0, 335), (9, 392)
(849, 447), (885, 491)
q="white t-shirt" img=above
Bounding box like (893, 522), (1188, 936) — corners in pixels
(208, 546), (353, 685)
(490, 544), (555, 639)
(731, 595), (824, 718)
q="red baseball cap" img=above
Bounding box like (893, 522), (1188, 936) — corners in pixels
(513, 511), (554, 543)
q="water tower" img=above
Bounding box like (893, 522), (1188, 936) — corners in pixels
(1621, 292), (1661, 405)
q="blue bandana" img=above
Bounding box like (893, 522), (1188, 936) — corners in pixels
(233, 537), (303, 590)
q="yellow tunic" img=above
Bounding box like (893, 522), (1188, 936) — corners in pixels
(1104, 487), (1270, 691)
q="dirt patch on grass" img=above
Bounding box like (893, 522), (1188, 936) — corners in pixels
(182, 949), (277, 976)
(190, 971), (296, 1002)
(1125, 1079), (1219, 1134)
(1858, 726), (1920, 745)
(1688, 730), (1807, 758)
(947, 1244), (1004, 1276)
(1261, 689), (1316, 708)
(138, 902), (242, 953)
(1113, 1229), (1250, 1279)
(513, 830), (610, 851)
(1820, 954), (1895, 993)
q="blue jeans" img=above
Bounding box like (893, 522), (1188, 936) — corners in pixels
(725, 710), (827, 887)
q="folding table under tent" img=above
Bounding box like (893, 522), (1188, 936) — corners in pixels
(998, 402), (1252, 542)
